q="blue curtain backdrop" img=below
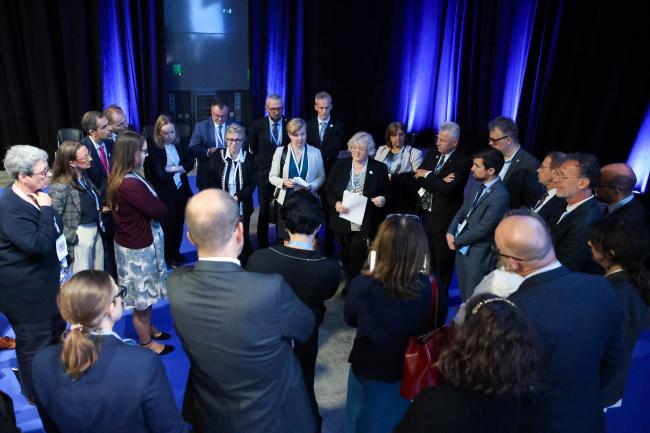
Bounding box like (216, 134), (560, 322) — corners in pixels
(250, 0), (649, 178)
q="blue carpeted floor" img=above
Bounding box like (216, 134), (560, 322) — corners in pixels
(0, 181), (648, 432)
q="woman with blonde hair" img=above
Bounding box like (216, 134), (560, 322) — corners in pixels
(32, 270), (188, 432)
(50, 140), (104, 274)
(344, 214), (436, 433)
(107, 131), (172, 355)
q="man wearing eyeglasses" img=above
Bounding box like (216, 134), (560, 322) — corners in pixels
(103, 105), (130, 140)
(189, 98), (232, 191)
(531, 151), (569, 225)
(488, 116), (544, 208)
(596, 163), (648, 228)
(249, 94), (290, 248)
(552, 153), (603, 273)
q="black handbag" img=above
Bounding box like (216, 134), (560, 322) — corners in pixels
(269, 145), (289, 224)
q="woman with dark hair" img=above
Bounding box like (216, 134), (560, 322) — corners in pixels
(269, 117), (325, 241)
(50, 140), (104, 274)
(0, 145), (66, 406)
(32, 270), (188, 432)
(145, 114), (194, 268)
(588, 217), (650, 408)
(374, 122), (422, 214)
(246, 190), (341, 430)
(395, 293), (539, 433)
(107, 132), (173, 355)
(326, 132), (390, 288)
(206, 123), (257, 263)
(344, 215), (435, 433)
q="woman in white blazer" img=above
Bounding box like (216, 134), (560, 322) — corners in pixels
(375, 121), (423, 213)
(269, 117), (326, 241)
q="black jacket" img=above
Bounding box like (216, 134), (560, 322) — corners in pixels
(249, 116), (290, 172)
(325, 157), (390, 239)
(502, 147), (544, 208)
(205, 149), (257, 218)
(306, 116), (345, 174)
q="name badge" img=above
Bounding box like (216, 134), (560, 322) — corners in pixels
(56, 234), (68, 262)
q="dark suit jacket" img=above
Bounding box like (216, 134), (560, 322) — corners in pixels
(509, 266), (623, 433)
(144, 142), (194, 205)
(447, 178), (510, 248)
(81, 136), (114, 197)
(417, 149), (472, 231)
(608, 196), (649, 228)
(32, 334), (188, 433)
(306, 116), (345, 174)
(325, 157), (391, 239)
(535, 193), (566, 227)
(167, 260), (316, 433)
(602, 271), (648, 407)
(205, 149), (257, 218)
(551, 196), (602, 273)
(249, 116), (290, 172)
(188, 119), (231, 190)
(502, 147), (544, 208)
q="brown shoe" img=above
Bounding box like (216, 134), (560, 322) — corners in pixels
(0, 336), (16, 350)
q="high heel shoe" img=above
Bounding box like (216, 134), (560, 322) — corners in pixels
(151, 331), (171, 341)
(140, 339), (174, 355)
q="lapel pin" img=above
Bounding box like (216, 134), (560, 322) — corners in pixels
(369, 170), (373, 175)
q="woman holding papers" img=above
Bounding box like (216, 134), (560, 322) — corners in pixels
(269, 117), (325, 241)
(326, 131), (390, 290)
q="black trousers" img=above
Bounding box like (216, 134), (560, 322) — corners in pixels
(294, 330), (322, 431)
(256, 169), (273, 248)
(337, 232), (370, 284)
(160, 186), (192, 262)
(10, 315), (66, 402)
(423, 210), (455, 320)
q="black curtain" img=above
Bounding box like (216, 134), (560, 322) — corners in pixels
(0, 0), (165, 162)
(250, 0), (650, 162)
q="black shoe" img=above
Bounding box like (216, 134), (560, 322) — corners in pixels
(158, 345), (175, 355)
(151, 331), (171, 341)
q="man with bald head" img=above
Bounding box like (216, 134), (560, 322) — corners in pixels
(495, 213), (623, 433)
(596, 163), (649, 228)
(167, 189), (316, 433)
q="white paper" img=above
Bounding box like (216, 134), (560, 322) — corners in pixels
(341, 190), (367, 225)
(292, 177), (310, 188)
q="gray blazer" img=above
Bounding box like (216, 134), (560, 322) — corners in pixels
(49, 177), (100, 262)
(167, 260), (317, 433)
(374, 145), (423, 173)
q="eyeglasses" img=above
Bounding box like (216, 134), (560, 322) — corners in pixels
(386, 213), (420, 221)
(491, 244), (527, 261)
(226, 138), (244, 143)
(30, 167), (51, 177)
(113, 285), (127, 306)
(488, 135), (510, 145)
(75, 154), (92, 161)
(555, 175), (584, 181)
(267, 107), (283, 112)
(213, 114), (228, 120)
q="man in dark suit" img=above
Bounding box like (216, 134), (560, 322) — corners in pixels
(249, 94), (290, 248)
(81, 110), (116, 277)
(167, 189), (316, 433)
(306, 91), (345, 256)
(495, 213), (623, 433)
(103, 104), (129, 141)
(596, 163), (649, 228)
(488, 116), (544, 208)
(415, 121), (471, 313)
(80, 111), (114, 195)
(531, 151), (568, 226)
(552, 153), (603, 273)
(446, 149), (510, 300)
(189, 98), (231, 191)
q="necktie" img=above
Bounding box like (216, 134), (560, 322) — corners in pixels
(467, 184), (486, 218)
(319, 122), (327, 142)
(272, 122), (279, 145)
(533, 190), (549, 211)
(434, 155), (446, 174)
(217, 125), (224, 148)
(98, 144), (109, 174)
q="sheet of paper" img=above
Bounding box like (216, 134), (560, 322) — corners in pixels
(341, 190), (368, 225)
(292, 177), (310, 188)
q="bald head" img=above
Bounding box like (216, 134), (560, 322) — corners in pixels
(601, 163), (636, 194)
(495, 215), (555, 275)
(186, 189), (241, 254)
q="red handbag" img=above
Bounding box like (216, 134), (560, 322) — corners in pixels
(400, 277), (456, 400)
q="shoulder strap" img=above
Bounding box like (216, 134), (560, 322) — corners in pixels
(280, 144), (289, 169)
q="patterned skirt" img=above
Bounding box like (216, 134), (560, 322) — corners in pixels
(115, 221), (167, 311)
